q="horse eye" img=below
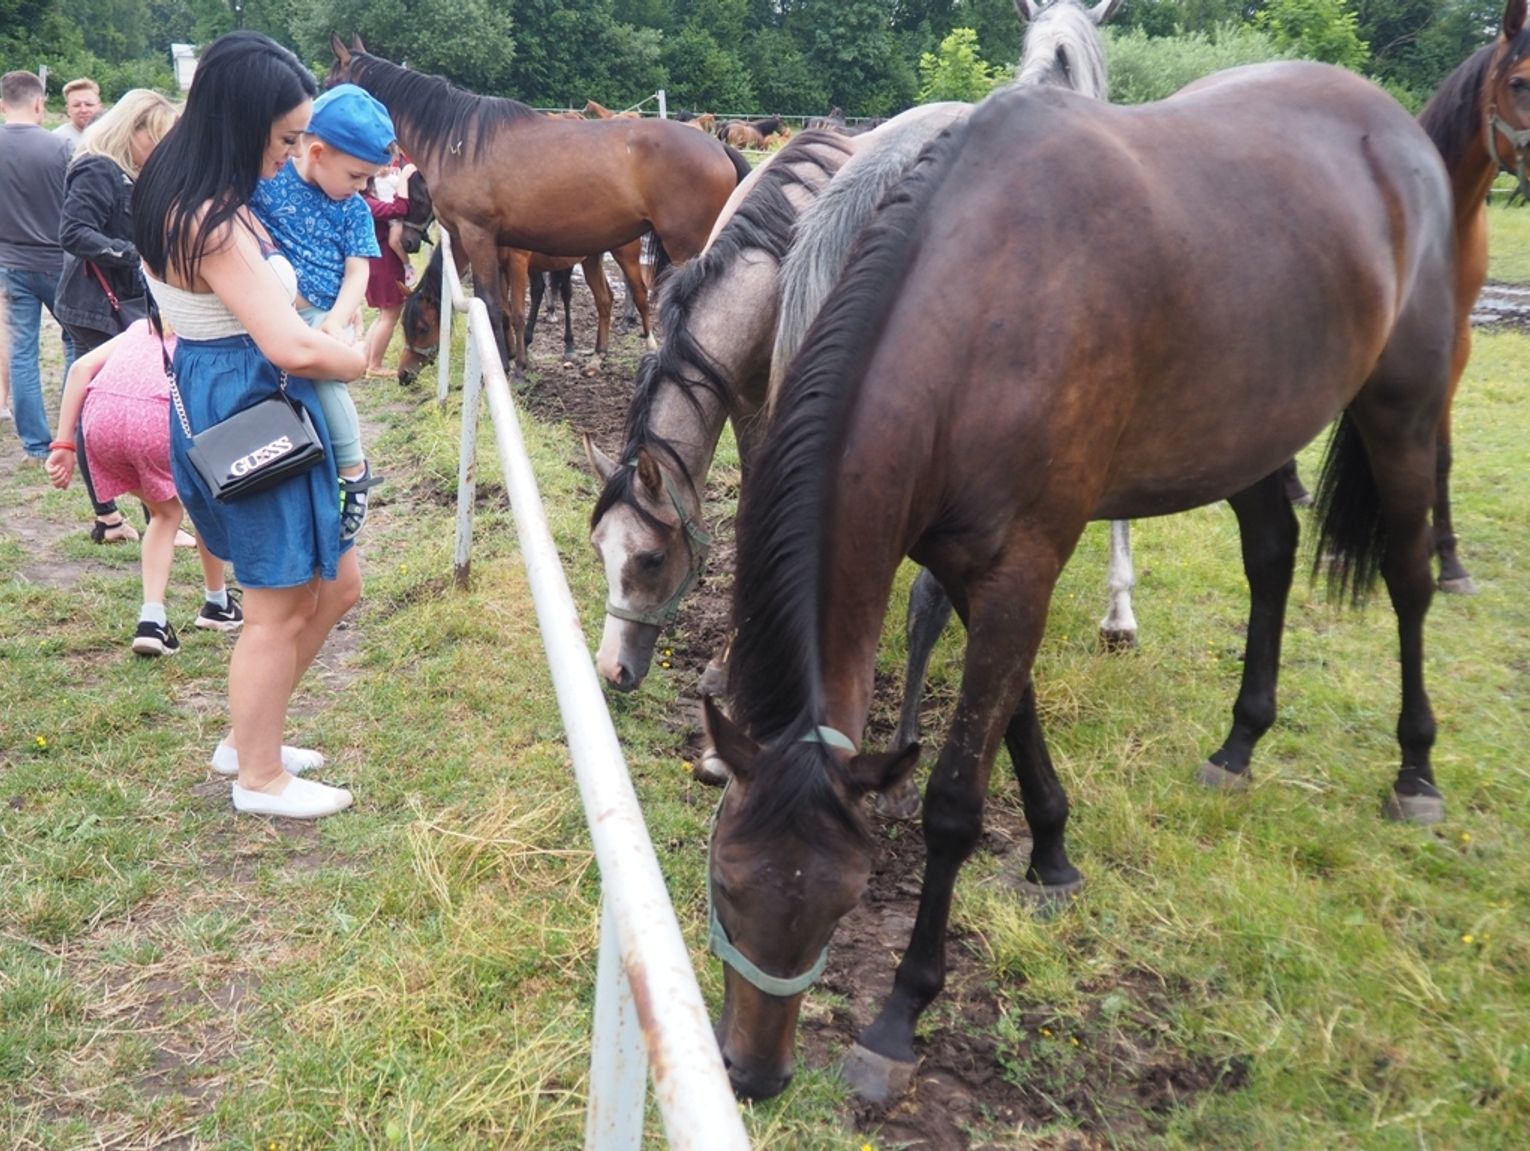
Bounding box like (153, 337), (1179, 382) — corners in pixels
(638, 551), (666, 571)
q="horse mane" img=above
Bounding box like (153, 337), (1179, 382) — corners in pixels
(349, 52), (539, 172)
(770, 2), (1109, 399)
(590, 130), (853, 533)
(1418, 30), (1530, 173)
(725, 119), (971, 845)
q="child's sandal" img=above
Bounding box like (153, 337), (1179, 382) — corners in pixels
(339, 463), (384, 541)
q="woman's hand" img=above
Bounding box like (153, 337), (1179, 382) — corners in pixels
(46, 446), (76, 489)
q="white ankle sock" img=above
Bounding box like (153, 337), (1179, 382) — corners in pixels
(210, 739), (325, 778)
(140, 602), (167, 626)
(205, 587), (228, 609)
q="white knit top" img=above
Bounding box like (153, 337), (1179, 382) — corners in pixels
(144, 251), (299, 341)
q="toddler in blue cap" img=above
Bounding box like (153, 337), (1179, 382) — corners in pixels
(251, 83), (396, 539)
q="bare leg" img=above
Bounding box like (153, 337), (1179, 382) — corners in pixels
(137, 494), (181, 609)
(364, 305), (403, 374)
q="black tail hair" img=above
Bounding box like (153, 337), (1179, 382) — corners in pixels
(1312, 412), (1386, 605)
(723, 143), (753, 185)
(648, 229), (673, 287)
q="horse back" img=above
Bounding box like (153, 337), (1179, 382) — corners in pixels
(849, 63), (1455, 531)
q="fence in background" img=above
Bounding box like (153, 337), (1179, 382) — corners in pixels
(434, 229), (750, 1150)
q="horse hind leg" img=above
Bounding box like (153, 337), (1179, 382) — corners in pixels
(581, 256), (613, 375)
(874, 566), (954, 822)
(1098, 519), (1139, 650)
(1196, 470), (1298, 792)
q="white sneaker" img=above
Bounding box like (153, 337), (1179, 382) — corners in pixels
(231, 776), (353, 819)
(210, 740), (324, 778)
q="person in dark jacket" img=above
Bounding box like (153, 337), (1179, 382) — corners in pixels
(56, 89), (177, 542)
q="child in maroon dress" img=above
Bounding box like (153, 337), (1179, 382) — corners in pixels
(361, 162), (415, 377)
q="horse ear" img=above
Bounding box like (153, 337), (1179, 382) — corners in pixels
(1088, 0), (1125, 25)
(702, 695), (760, 783)
(329, 32), (350, 63)
(583, 433), (620, 482)
(634, 448), (663, 497)
(1506, 0), (1526, 42)
(1014, 0), (1040, 23)
(351, 33), (368, 52)
(843, 743), (921, 800)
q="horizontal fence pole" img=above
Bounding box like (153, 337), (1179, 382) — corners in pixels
(461, 299), (750, 1150)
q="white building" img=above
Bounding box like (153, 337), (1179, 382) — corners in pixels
(170, 44), (198, 91)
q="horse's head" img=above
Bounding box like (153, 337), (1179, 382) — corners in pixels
(400, 175), (434, 254)
(1487, 0), (1530, 188)
(1014, 0), (1120, 99)
(325, 32), (369, 90)
(397, 281), (440, 385)
(701, 698), (919, 1100)
(585, 438), (709, 692)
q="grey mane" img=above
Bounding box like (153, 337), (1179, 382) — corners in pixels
(768, 0), (1116, 401)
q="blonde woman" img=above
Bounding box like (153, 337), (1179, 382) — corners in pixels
(55, 88), (177, 542)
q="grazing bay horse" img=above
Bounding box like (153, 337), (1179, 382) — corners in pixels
(327, 36), (750, 370)
(703, 64), (1455, 1103)
(717, 116), (786, 149)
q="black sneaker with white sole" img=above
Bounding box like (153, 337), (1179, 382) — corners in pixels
(131, 620), (181, 657)
(195, 588), (244, 631)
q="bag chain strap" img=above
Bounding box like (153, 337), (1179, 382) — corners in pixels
(149, 294), (288, 441)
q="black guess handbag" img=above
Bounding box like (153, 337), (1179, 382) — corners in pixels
(157, 314), (326, 502)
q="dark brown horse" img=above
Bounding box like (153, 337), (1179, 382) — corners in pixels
(327, 36), (750, 368)
(1278, 0), (1530, 593)
(717, 115), (785, 149)
(703, 63), (1455, 1103)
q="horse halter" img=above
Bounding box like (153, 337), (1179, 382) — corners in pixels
(603, 462), (712, 628)
(1488, 101), (1530, 203)
(706, 726), (853, 999)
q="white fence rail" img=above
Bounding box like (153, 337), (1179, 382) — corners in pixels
(435, 229), (749, 1150)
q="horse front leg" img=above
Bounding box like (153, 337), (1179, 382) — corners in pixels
(582, 256), (612, 373)
(1435, 322), (1475, 594)
(1198, 471), (1297, 790)
(459, 227), (513, 373)
(845, 560), (1058, 1104)
(1098, 519), (1138, 650)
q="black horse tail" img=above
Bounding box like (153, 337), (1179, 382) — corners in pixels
(723, 143), (752, 185)
(1312, 411), (1386, 605)
(647, 228), (673, 288)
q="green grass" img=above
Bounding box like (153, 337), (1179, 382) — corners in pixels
(3, 229), (1529, 1149)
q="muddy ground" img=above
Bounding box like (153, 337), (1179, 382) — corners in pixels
(513, 276), (1248, 1150)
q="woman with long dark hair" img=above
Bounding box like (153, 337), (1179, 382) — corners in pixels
(135, 31), (366, 820)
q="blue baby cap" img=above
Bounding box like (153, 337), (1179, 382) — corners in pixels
(309, 84), (396, 165)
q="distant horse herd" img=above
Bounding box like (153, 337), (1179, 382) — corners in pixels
(329, 0), (1530, 1109)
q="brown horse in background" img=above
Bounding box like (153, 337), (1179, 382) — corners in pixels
(584, 99), (640, 120)
(328, 36), (750, 369)
(705, 64), (1456, 1103)
(717, 115), (785, 149)
(397, 237), (651, 381)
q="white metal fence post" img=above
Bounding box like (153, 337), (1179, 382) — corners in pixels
(657, 89), (667, 119)
(453, 328), (482, 590)
(586, 897), (648, 1150)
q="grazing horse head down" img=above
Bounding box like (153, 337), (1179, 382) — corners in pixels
(709, 63), (1455, 1102)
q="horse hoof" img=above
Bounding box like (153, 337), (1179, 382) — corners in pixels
(1098, 627), (1138, 653)
(693, 746), (731, 788)
(1438, 575), (1478, 596)
(1008, 869), (1085, 919)
(839, 1043), (916, 1106)
(870, 782), (921, 822)
(1196, 761), (1251, 791)
(698, 660), (729, 698)
(1382, 790), (1445, 826)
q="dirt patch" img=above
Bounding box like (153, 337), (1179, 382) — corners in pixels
(506, 284), (1251, 1148)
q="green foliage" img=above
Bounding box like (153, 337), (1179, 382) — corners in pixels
(661, 21), (755, 111)
(293, 0), (517, 95)
(1105, 23), (1292, 105)
(917, 26), (1003, 104)
(792, 0), (918, 117)
(1255, 0), (1369, 70)
(744, 26), (827, 116)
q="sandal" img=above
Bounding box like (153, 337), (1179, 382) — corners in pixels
(91, 516), (139, 544)
(339, 462), (384, 541)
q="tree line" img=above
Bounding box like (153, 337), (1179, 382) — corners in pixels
(1, 0), (1507, 118)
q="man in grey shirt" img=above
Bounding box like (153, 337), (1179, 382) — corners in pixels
(1, 70), (75, 458)
(52, 78), (102, 145)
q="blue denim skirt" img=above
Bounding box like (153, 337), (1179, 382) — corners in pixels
(169, 334), (351, 589)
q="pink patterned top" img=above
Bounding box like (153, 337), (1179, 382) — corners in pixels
(87, 319), (177, 403)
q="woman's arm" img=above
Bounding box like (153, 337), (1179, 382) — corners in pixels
(198, 219), (366, 382)
(58, 157), (139, 268)
(47, 331), (128, 488)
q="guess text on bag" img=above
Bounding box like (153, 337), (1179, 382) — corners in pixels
(230, 435), (296, 476)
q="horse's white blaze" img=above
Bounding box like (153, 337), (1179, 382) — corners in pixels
(594, 512), (649, 680)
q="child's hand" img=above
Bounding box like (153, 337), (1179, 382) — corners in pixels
(318, 314), (344, 340)
(46, 448), (75, 489)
